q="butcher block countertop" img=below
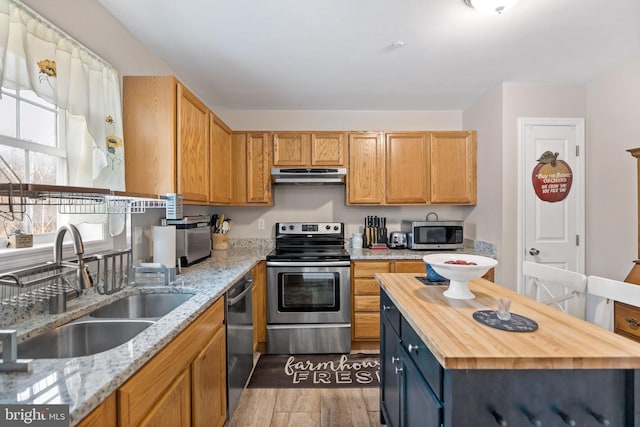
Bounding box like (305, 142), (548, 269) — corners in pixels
(376, 273), (640, 370)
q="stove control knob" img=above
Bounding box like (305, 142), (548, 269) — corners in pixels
(333, 225), (339, 231)
(325, 225), (331, 230)
(281, 225), (287, 231)
(289, 225), (295, 230)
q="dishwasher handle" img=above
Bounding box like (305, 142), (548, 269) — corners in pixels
(227, 279), (254, 307)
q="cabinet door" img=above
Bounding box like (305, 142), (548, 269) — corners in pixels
(77, 393), (116, 427)
(247, 132), (272, 204)
(385, 133), (429, 204)
(311, 132), (347, 166)
(209, 114), (232, 204)
(252, 261), (267, 351)
(123, 76), (177, 196)
(401, 346), (443, 427)
(192, 326), (226, 427)
(272, 132), (310, 166)
(347, 132), (385, 204)
(429, 131), (477, 204)
(394, 260), (426, 274)
(139, 369), (191, 427)
(177, 83), (210, 202)
(381, 314), (402, 427)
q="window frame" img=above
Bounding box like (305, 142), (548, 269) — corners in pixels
(0, 88), (111, 265)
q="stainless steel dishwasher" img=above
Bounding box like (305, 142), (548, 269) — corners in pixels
(225, 272), (254, 420)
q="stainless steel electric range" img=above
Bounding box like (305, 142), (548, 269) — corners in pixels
(266, 222), (351, 354)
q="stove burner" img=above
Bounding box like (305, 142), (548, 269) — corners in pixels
(269, 221), (350, 262)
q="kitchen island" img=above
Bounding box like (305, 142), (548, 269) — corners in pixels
(377, 273), (640, 427)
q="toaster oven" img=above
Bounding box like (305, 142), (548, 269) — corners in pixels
(401, 220), (464, 250)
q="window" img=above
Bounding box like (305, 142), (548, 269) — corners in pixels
(0, 87), (104, 243)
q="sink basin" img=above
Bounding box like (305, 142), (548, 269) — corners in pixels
(89, 292), (195, 319)
(18, 320), (154, 358)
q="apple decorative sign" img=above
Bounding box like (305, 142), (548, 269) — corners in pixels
(531, 151), (573, 203)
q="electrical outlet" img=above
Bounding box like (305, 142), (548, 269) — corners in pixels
(257, 219), (265, 230)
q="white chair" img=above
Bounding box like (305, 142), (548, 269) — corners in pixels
(586, 275), (640, 331)
(522, 261), (588, 319)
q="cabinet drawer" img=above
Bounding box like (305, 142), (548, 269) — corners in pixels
(354, 278), (380, 295)
(614, 301), (640, 343)
(380, 291), (401, 336)
(354, 313), (380, 340)
(394, 260), (426, 274)
(355, 295), (380, 312)
(401, 317), (443, 401)
(353, 261), (392, 277)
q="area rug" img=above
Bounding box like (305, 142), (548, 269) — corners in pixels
(248, 353), (380, 389)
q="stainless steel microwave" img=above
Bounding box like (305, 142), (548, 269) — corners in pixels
(400, 220), (464, 250)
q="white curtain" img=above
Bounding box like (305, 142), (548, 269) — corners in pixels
(0, 0), (125, 190)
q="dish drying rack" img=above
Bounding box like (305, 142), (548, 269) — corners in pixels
(0, 248), (132, 310)
(0, 154), (175, 218)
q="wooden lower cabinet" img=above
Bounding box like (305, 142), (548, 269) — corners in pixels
(352, 261), (390, 343)
(252, 261), (267, 352)
(139, 369), (191, 427)
(117, 297), (226, 427)
(192, 326), (226, 427)
(76, 393), (116, 427)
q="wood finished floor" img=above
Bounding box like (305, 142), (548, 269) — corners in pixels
(227, 387), (382, 427)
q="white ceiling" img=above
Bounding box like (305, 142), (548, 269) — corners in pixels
(99, 0), (640, 111)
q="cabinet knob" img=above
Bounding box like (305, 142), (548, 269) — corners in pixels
(407, 344), (419, 353)
(520, 407), (542, 427)
(382, 305), (393, 311)
(625, 317), (640, 329)
(391, 356), (399, 365)
(395, 365), (403, 374)
(490, 409), (507, 426)
(529, 248), (540, 256)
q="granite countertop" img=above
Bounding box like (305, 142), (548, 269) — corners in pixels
(0, 246), (271, 426)
(347, 243), (496, 261)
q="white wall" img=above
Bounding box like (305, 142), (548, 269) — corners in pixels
(500, 83), (587, 288)
(462, 85), (504, 281)
(586, 59), (640, 280)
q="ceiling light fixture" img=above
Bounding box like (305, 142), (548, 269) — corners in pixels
(464, 0), (520, 15)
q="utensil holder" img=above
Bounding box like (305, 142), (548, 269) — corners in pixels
(212, 234), (228, 250)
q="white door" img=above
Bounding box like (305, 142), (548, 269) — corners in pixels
(517, 118), (585, 293)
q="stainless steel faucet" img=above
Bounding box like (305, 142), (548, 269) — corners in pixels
(52, 224), (93, 307)
(0, 330), (32, 372)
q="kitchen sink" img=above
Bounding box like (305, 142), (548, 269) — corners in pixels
(89, 292), (195, 319)
(17, 320), (154, 359)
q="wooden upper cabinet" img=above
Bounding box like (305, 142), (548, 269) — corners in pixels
(209, 114), (232, 204)
(311, 132), (347, 166)
(247, 133), (272, 204)
(272, 132), (347, 167)
(177, 84), (209, 202)
(347, 132), (385, 204)
(123, 76), (177, 197)
(273, 132), (310, 166)
(385, 133), (430, 204)
(123, 76), (217, 203)
(231, 132), (272, 205)
(429, 131), (477, 205)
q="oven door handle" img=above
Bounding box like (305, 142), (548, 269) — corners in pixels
(227, 279), (254, 307)
(266, 261), (351, 267)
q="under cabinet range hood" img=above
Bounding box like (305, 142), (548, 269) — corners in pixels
(271, 168), (346, 185)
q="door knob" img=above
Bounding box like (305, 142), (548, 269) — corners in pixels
(529, 248), (540, 256)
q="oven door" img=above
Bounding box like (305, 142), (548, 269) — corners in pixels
(267, 261), (351, 324)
